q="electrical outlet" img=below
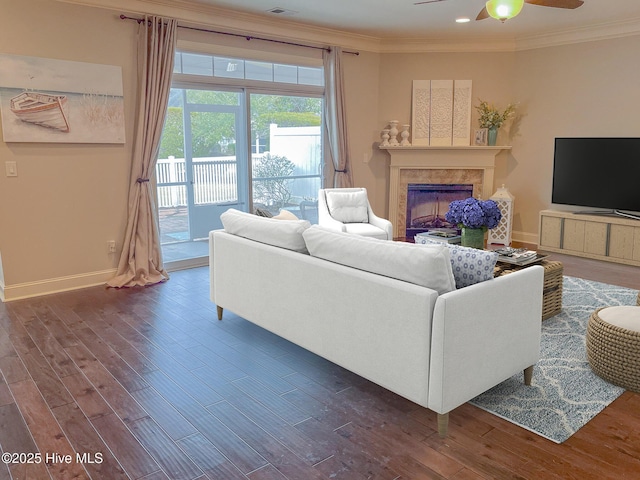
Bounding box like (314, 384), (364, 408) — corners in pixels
(108, 240), (116, 253)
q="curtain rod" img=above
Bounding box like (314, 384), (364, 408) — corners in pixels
(119, 15), (359, 56)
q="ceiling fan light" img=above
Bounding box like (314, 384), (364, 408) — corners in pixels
(485, 0), (524, 22)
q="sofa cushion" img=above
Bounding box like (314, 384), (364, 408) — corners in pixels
(343, 222), (388, 240)
(415, 236), (498, 288)
(303, 226), (456, 294)
(221, 208), (311, 253)
(325, 190), (369, 223)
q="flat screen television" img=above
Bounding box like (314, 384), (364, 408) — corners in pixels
(552, 137), (640, 220)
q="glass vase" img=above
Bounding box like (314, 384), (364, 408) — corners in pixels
(488, 127), (498, 146)
(461, 227), (485, 249)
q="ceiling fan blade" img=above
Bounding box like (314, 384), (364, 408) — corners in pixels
(413, 0), (447, 5)
(476, 6), (490, 20)
(524, 0), (584, 9)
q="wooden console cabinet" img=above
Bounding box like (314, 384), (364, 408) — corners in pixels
(539, 209), (640, 267)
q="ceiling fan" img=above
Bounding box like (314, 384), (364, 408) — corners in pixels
(414, 0), (584, 22)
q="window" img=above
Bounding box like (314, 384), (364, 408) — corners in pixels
(157, 50), (324, 265)
(173, 52), (324, 86)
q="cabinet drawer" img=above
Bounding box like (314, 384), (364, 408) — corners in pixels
(540, 215), (562, 248)
(609, 224), (634, 259)
(563, 219), (585, 252)
(584, 222), (608, 255)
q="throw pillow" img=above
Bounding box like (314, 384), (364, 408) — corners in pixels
(303, 226), (456, 294)
(254, 207), (273, 217)
(415, 236), (498, 289)
(325, 190), (369, 223)
(272, 209), (299, 220)
(221, 208), (311, 253)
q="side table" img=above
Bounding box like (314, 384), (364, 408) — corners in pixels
(494, 259), (563, 321)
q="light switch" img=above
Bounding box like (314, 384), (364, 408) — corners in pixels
(5, 161), (17, 177)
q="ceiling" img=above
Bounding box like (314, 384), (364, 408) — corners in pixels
(186, 0), (640, 45)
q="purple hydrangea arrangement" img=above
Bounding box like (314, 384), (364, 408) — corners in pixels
(445, 197), (502, 231)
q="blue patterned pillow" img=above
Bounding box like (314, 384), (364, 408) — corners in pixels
(446, 244), (498, 288)
(415, 236), (498, 288)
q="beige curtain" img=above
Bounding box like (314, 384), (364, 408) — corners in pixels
(323, 47), (353, 188)
(108, 16), (177, 288)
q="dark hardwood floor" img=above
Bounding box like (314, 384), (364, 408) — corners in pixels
(1, 252), (639, 480)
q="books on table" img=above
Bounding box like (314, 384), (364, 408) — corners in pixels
(493, 247), (548, 265)
(415, 229), (461, 244)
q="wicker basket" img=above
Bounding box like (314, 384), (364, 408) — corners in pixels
(586, 307), (640, 393)
(540, 261), (563, 320)
(494, 260), (563, 321)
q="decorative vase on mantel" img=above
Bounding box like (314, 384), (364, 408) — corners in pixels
(461, 227), (485, 249)
(388, 120), (400, 146)
(487, 127), (498, 146)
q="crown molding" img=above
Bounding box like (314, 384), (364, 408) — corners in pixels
(54, 0), (383, 52)
(378, 37), (517, 54)
(515, 16), (640, 51)
(55, 0), (640, 54)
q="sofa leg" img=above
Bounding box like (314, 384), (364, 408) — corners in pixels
(437, 413), (449, 437)
(524, 365), (534, 386)
(217, 305), (223, 320)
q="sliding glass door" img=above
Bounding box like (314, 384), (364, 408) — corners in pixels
(249, 93), (322, 223)
(156, 88), (247, 261)
(183, 90), (247, 239)
(157, 51), (325, 266)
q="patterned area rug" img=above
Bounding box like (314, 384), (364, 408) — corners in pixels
(470, 276), (639, 443)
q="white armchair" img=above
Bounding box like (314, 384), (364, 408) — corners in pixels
(318, 188), (393, 240)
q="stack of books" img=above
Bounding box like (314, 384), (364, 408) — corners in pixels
(415, 229), (461, 244)
(493, 247), (547, 265)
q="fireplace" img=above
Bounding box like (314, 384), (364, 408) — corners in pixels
(381, 145), (509, 238)
(405, 183), (473, 237)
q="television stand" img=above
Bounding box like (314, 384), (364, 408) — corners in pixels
(574, 209), (640, 221)
(539, 209), (640, 267)
(574, 209), (615, 216)
(614, 210), (640, 221)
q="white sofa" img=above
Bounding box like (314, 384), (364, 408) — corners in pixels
(209, 209), (544, 436)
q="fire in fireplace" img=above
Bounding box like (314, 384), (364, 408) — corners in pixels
(406, 183), (473, 237)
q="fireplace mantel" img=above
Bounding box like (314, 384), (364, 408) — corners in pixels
(380, 145), (511, 238)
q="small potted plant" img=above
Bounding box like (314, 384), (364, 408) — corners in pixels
(475, 100), (516, 146)
(445, 198), (502, 249)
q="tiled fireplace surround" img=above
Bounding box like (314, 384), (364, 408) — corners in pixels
(382, 146), (509, 239)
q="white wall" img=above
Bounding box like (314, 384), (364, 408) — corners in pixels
(510, 36), (640, 238)
(0, 0), (136, 299)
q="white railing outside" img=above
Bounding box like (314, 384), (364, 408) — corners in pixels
(156, 156), (238, 207)
(156, 154), (321, 209)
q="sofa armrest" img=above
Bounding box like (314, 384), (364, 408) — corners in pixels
(367, 208), (393, 240)
(209, 229), (221, 304)
(428, 265), (544, 415)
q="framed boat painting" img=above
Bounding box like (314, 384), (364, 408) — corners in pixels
(0, 54), (125, 143)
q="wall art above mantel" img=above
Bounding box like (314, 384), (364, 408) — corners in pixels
(411, 79), (472, 147)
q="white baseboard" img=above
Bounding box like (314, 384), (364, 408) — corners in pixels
(165, 256), (208, 272)
(1, 269), (118, 302)
(513, 230), (539, 247)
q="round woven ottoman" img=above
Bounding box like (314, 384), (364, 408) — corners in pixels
(586, 306), (640, 393)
